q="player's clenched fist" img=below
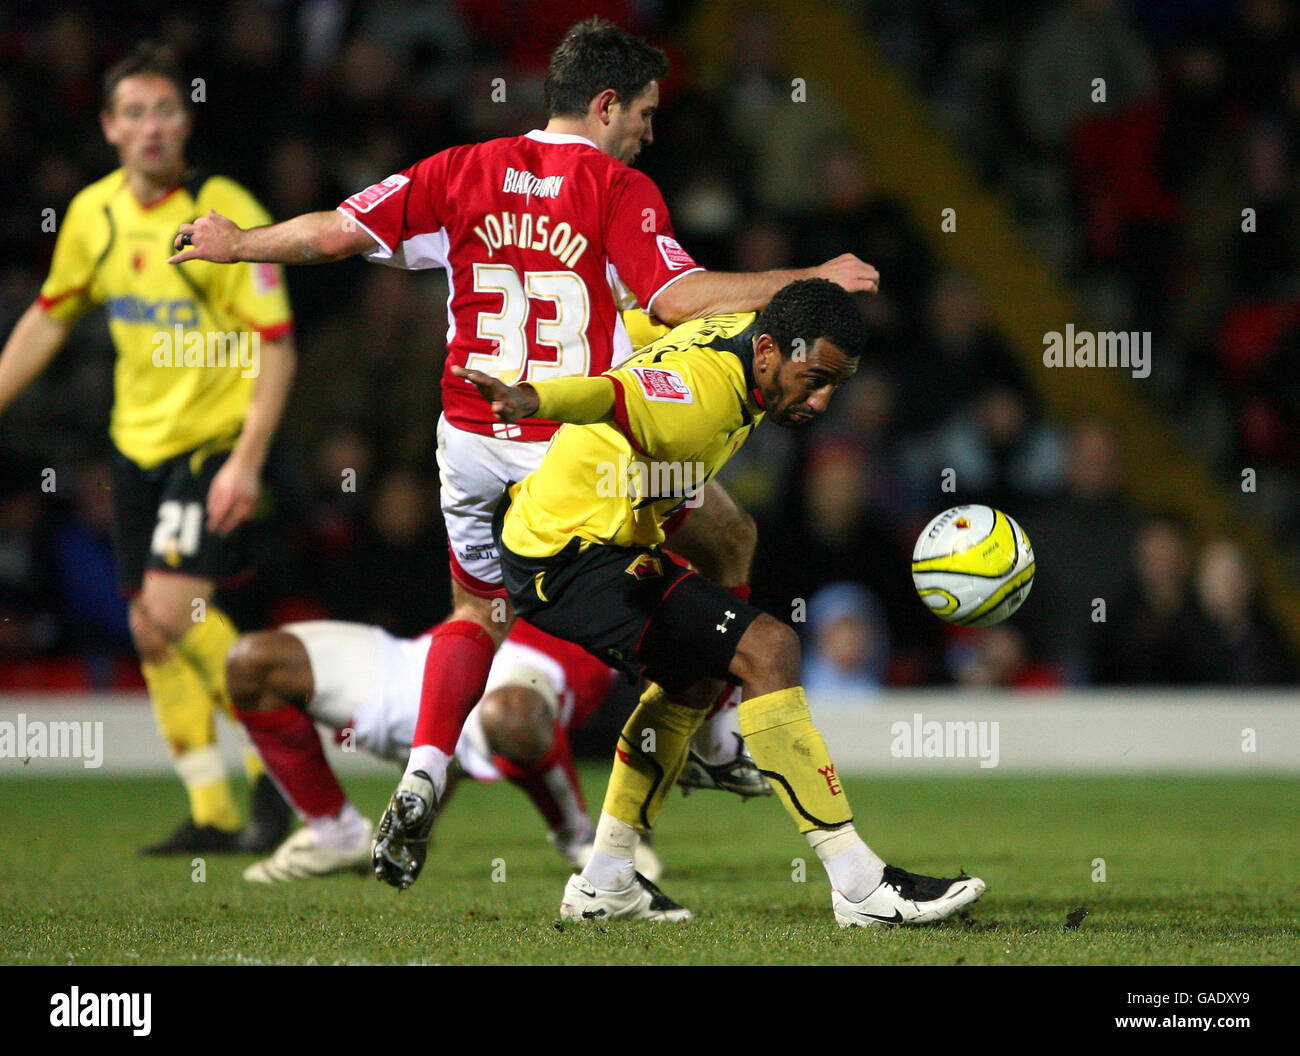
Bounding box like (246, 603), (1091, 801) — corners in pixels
(451, 365), (540, 424)
(169, 209), (243, 264)
(812, 253), (880, 295)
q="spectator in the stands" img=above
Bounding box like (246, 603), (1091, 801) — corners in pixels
(1186, 538), (1298, 684)
(802, 582), (892, 699)
(1090, 514), (1200, 684)
(1022, 419), (1138, 680)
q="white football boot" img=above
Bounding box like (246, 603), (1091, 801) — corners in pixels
(243, 825), (373, 883)
(560, 872), (692, 922)
(833, 865), (986, 927)
(556, 834), (664, 882)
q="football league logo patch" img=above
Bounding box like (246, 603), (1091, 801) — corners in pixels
(631, 368), (693, 403)
(656, 234), (694, 271)
(625, 554), (663, 580)
(342, 173), (410, 214)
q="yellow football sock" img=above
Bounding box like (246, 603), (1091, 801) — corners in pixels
(171, 606), (239, 716)
(602, 683), (707, 833)
(171, 606), (265, 783)
(738, 686), (854, 833)
(141, 651), (240, 831)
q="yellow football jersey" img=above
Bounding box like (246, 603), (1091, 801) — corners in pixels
(619, 308), (672, 355)
(503, 312), (764, 558)
(39, 170), (292, 468)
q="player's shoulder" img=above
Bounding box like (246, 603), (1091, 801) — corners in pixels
(643, 312), (759, 362)
(193, 174), (273, 226)
(64, 169), (127, 218)
(622, 313), (758, 390)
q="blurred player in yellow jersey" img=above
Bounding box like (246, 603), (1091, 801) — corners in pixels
(0, 43), (297, 854)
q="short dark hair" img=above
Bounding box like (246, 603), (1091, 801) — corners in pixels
(544, 17), (669, 118)
(102, 42), (188, 113)
(758, 278), (866, 359)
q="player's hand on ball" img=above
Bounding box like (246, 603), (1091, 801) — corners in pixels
(451, 365), (539, 423)
(169, 210), (243, 264)
(813, 253), (880, 295)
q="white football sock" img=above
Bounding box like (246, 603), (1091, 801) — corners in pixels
(807, 824), (885, 901)
(404, 745), (453, 798)
(583, 811), (638, 890)
(691, 688), (742, 764)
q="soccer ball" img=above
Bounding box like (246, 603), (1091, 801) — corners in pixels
(911, 505), (1035, 626)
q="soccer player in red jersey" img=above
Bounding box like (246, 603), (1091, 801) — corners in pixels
(170, 17), (878, 889)
(225, 615), (656, 882)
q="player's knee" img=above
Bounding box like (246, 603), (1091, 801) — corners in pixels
(225, 633), (277, 712)
(480, 687), (553, 765)
(452, 594), (514, 647)
(128, 599), (170, 664)
(135, 592), (196, 644)
(731, 615), (801, 690)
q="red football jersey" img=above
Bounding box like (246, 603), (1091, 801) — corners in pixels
(506, 618), (616, 733)
(339, 130), (702, 442)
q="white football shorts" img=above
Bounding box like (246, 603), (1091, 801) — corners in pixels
(436, 414), (550, 597)
(285, 620), (570, 782)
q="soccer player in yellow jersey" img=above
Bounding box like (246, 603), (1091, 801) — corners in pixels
(452, 279), (986, 926)
(0, 43), (296, 854)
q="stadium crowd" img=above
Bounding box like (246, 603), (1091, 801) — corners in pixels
(0, 0), (1295, 693)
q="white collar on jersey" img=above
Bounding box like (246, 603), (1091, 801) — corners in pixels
(525, 129), (599, 149)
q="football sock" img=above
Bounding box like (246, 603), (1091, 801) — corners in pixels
(692, 684), (742, 764)
(406, 620), (497, 793)
(601, 684), (707, 834)
(807, 824), (884, 900)
(171, 606), (266, 788)
(405, 745), (455, 798)
(493, 721), (591, 844)
(306, 802), (370, 851)
(171, 606), (239, 715)
(142, 649), (240, 831)
(585, 811), (639, 891)
(236, 704), (345, 819)
(174, 746), (242, 832)
(738, 686), (854, 833)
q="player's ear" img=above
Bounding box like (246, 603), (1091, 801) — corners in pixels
(100, 107), (119, 146)
(592, 88), (620, 125)
(753, 333), (779, 376)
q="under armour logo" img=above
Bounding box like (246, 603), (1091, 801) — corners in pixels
(716, 610), (736, 633)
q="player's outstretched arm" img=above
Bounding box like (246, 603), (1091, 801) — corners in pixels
(0, 303), (70, 419)
(650, 254), (879, 327)
(169, 209), (373, 266)
(452, 365), (617, 426)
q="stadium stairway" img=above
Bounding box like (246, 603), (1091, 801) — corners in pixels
(684, 0), (1300, 652)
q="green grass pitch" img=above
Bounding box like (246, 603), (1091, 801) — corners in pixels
(1, 771), (1295, 965)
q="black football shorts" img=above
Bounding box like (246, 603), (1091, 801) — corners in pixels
(110, 442), (250, 594)
(493, 490), (761, 693)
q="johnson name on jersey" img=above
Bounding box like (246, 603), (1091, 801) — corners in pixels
(338, 130), (701, 442)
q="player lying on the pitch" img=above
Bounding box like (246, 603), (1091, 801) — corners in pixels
(447, 278), (987, 927)
(225, 615), (768, 883)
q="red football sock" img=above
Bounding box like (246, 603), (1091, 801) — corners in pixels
(237, 706), (345, 820)
(493, 721), (589, 836)
(412, 620), (497, 754)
